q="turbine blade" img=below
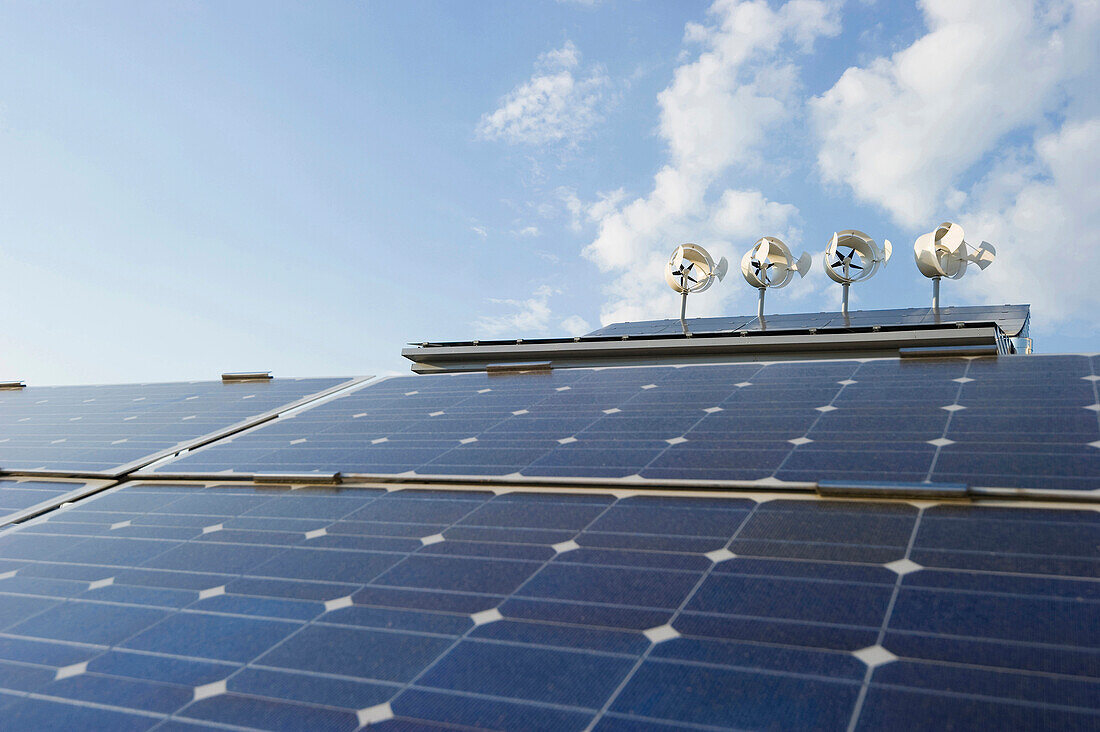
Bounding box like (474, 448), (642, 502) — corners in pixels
(757, 238), (771, 264)
(939, 223), (965, 253)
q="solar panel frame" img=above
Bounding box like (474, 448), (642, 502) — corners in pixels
(143, 357), (1100, 501)
(0, 478), (116, 530)
(0, 377), (369, 479)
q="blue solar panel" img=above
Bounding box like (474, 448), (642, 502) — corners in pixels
(0, 482), (1094, 729)
(152, 356), (1100, 493)
(0, 378), (357, 475)
(0, 479), (110, 529)
(583, 304), (1031, 338)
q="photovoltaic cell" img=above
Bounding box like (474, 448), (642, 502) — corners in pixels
(0, 378), (356, 475)
(0, 482), (1093, 730)
(153, 356), (1100, 493)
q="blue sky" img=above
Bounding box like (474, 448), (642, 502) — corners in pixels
(1, 0), (1097, 385)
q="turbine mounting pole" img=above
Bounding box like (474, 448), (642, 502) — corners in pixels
(679, 290), (690, 336)
(931, 276), (940, 312)
(740, 236), (810, 331)
(841, 282), (850, 317)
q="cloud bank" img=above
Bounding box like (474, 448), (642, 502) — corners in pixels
(478, 0), (1100, 334)
(582, 0), (840, 324)
(813, 0), (1100, 322)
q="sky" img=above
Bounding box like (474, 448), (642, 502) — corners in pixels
(0, 0), (1097, 385)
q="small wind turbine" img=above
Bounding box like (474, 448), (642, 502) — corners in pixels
(823, 230), (892, 320)
(739, 236), (811, 325)
(913, 222), (996, 312)
(665, 243), (728, 336)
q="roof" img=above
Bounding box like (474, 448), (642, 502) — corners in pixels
(0, 304), (1095, 731)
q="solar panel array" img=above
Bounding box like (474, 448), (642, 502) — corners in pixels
(0, 316), (1093, 730)
(153, 355), (1100, 493)
(0, 378), (355, 474)
(0, 482), (1094, 731)
(583, 304), (1031, 338)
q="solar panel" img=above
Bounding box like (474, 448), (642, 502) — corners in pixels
(583, 304), (1030, 338)
(0, 478), (113, 529)
(0, 481), (1093, 729)
(0, 378), (360, 475)
(150, 356), (1099, 494)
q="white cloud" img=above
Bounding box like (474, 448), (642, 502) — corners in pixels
(475, 285), (555, 335)
(514, 225), (540, 237)
(810, 0), (1100, 327)
(583, 0), (838, 325)
(559, 314), (592, 335)
(958, 117), (1100, 323)
(557, 187), (585, 231)
(470, 225), (488, 238)
(474, 285), (591, 337)
(811, 0), (1100, 226)
(710, 190), (800, 240)
(585, 189), (628, 226)
(538, 43), (581, 70)
(477, 41), (609, 146)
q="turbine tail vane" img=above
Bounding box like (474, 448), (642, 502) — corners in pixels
(969, 241), (996, 270)
(794, 251), (812, 278)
